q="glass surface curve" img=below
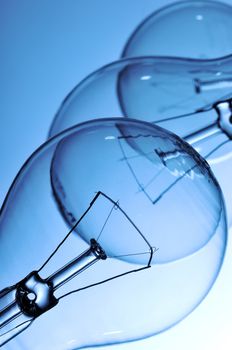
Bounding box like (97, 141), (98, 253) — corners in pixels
(122, 0), (232, 59)
(49, 57), (232, 225)
(0, 118), (227, 349)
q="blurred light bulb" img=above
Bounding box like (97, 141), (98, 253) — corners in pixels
(48, 57), (232, 224)
(122, 0), (232, 59)
(0, 118), (227, 349)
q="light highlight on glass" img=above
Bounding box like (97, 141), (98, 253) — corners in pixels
(122, 0), (232, 59)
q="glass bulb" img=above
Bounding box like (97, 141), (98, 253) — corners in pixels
(0, 118), (227, 349)
(122, 0), (232, 59)
(49, 57), (232, 224)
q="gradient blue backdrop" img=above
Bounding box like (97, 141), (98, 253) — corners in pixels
(0, 0), (232, 349)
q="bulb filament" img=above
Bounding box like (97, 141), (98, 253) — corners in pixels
(0, 191), (154, 347)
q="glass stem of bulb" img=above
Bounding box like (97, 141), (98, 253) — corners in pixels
(195, 77), (232, 94)
(0, 239), (106, 346)
(184, 122), (220, 146)
(48, 238), (106, 291)
(0, 297), (21, 329)
(184, 100), (232, 150)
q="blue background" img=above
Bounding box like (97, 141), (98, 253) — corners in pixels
(0, 0), (232, 349)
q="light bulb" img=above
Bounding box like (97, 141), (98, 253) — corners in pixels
(0, 118), (226, 349)
(122, 0), (232, 59)
(49, 57), (232, 224)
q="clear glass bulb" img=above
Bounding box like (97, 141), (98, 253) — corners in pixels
(122, 0), (232, 59)
(0, 118), (227, 349)
(49, 57), (232, 225)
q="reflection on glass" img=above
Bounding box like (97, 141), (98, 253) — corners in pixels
(49, 57), (232, 224)
(0, 118), (227, 349)
(122, 0), (232, 59)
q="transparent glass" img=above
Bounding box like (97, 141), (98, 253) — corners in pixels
(49, 57), (232, 224)
(0, 118), (227, 349)
(122, 0), (232, 59)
